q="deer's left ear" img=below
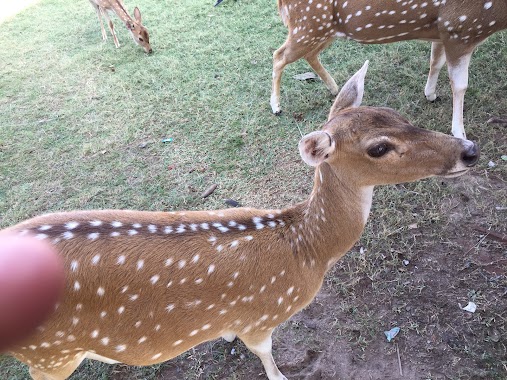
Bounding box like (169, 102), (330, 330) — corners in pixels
(328, 60), (368, 121)
(134, 7), (142, 23)
(299, 131), (335, 167)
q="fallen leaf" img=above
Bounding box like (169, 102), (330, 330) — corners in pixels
(202, 184), (218, 198)
(294, 72), (317, 81)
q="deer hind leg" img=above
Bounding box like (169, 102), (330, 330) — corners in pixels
(28, 352), (87, 380)
(100, 9), (120, 48)
(271, 37), (325, 114)
(240, 330), (287, 380)
(445, 45), (474, 139)
(304, 40), (338, 96)
(424, 41), (446, 101)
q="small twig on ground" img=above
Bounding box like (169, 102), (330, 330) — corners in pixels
(472, 226), (507, 244)
(487, 117), (507, 126)
(201, 184), (218, 198)
(396, 343), (403, 377)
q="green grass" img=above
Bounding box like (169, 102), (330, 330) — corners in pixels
(1, 0), (506, 379)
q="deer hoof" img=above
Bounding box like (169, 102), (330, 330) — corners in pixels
(426, 93), (440, 102)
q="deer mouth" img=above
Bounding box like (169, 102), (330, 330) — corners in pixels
(440, 169), (469, 178)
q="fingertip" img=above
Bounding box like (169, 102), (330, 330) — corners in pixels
(0, 234), (65, 351)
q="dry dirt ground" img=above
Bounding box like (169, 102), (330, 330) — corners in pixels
(93, 171), (505, 380)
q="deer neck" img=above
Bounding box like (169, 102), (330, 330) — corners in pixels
(283, 162), (373, 271)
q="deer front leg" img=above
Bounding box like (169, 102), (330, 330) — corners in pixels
(424, 41), (446, 102)
(271, 44), (289, 115)
(305, 41), (338, 96)
(240, 331), (287, 380)
(446, 49), (473, 140)
(101, 9), (120, 48)
(271, 36), (315, 115)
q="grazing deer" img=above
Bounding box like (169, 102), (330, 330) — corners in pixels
(88, 0), (152, 53)
(4, 62), (479, 380)
(271, 0), (507, 139)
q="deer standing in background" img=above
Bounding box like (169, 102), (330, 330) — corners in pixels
(271, 0), (507, 139)
(5, 62), (479, 380)
(88, 0), (152, 53)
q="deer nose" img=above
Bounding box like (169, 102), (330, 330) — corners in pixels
(461, 140), (480, 167)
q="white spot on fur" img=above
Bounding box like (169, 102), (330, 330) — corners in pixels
(91, 254), (101, 265)
(65, 221), (79, 230)
(88, 232), (100, 241)
(115, 345), (126, 352)
(150, 275), (160, 284)
(166, 304), (175, 312)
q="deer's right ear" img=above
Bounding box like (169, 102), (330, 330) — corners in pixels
(327, 60), (369, 121)
(299, 131), (335, 167)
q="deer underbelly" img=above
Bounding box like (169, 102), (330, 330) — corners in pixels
(85, 352), (120, 364)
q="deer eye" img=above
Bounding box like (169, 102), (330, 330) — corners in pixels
(367, 143), (392, 158)
(139, 38), (144, 42)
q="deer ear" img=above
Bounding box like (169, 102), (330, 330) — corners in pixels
(327, 60), (369, 121)
(299, 131), (335, 167)
(134, 7), (142, 23)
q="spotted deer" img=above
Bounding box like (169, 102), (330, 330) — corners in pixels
(88, 0), (152, 53)
(271, 0), (507, 139)
(4, 62), (479, 380)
